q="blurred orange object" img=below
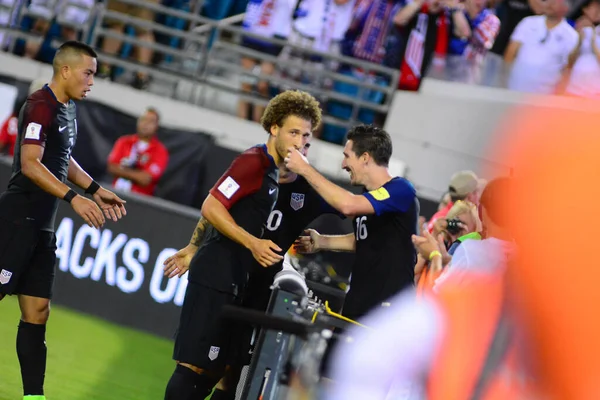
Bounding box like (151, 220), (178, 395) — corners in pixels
(492, 97), (600, 400)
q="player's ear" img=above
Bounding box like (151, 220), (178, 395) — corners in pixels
(60, 64), (71, 81)
(270, 124), (279, 137)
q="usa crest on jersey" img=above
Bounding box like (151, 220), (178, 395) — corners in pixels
(0, 269), (13, 284)
(290, 193), (305, 211)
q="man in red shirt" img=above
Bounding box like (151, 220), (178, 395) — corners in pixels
(427, 170), (481, 232)
(107, 107), (169, 196)
(0, 112), (18, 156)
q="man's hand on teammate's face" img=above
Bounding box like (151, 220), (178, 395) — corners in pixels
(284, 148), (310, 175)
(71, 195), (106, 229)
(249, 239), (283, 268)
(293, 229), (321, 254)
(92, 187), (127, 222)
(163, 244), (197, 278)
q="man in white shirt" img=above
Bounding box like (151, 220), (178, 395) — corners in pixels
(504, 0), (578, 94)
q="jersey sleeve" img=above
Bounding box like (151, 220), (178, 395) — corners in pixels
(107, 137), (128, 165)
(510, 17), (530, 43)
(143, 144), (169, 181)
(362, 178), (416, 216)
(209, 152), (266, 209)
(21, 101), (54, 147)
(319, 196), (346, 218)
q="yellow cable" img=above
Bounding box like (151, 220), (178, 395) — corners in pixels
(324, 301), (371, 329)
(311, 310), (318, 324)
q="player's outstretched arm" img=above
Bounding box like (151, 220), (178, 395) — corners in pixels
(163, 216), (210, 278)
(21, 145), (105, 228)
(294, 229), (356, 253)
(202, 194), (283, 267)
(68, 157), (127, 222)
(284, 149), (375, 216)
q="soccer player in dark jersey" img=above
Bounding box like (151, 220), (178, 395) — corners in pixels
(0, 41), (127, 400)
(163, 140), (341, 399)
(162, 90), (322, 400)
(286, 124), (419, 322)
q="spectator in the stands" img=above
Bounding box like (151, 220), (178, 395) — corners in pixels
(565, 0), (600, 98)
(448, 0), (501, 61)
(98, 0), (161, 90)
(505, 0), (578, 94)
(107, 107), (169, 196)
(427, 170), (481, 233)
(321, 0), (400, 144)
(491, 0), (544, 56)
(0, 78), (45, 156)
(389, 0), (453, 91)
(237, 0), (297, 122)
(283, 0), (356, 87)
(14, 0), (94, 64)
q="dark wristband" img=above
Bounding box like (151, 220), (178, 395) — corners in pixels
(63, 189), (78, 203)
(85, 180), (101, 195)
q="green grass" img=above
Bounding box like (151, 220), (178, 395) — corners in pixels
(0, 296), (177, 400)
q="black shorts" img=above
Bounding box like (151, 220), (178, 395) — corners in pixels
(0, 216), (57, 299)
(242, 36), (284, 57)
(173, 282), (248, 373)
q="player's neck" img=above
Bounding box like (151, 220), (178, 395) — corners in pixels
(265, 138), (283, 167)
(363, 167), (393, 191)
(48, 81), (69, 104)
(279, 169), (298, 184)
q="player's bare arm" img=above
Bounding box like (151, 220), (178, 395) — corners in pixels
(294, 229), (356, 253)
(163, 216), (211, 278)
(68, 156), (127, 222)
(284, 148), (375, 216)
(21, 144), (105, 228)
(107, 162), (153, 187)
(202, 194), (283, 267)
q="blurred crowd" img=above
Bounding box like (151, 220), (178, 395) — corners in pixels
(2, 0), (600, 146)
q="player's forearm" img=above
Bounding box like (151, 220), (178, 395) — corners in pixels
(302, 166), (357, 216)
(202, 196), (257, 250)
(108, 163), (152, 187)
(22, 159), (72, 199)
(189, 216), (211, 249)
(320, 233), (356, 252)
(68, 157), (93, 190)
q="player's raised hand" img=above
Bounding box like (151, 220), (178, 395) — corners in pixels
(293, 229), (321, 254)
(92, 187), (127, 222)
(71, 195), (105, 229)
(163, 244), (196, 278)
(250, 239), (283, 267)
(284, 147), (310, 175)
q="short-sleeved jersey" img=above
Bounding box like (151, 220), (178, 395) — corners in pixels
(107, 134), (169, 196)
(189, 144), (279, 295)
(0, 85), (77, 231)
(343, 177), (420, 320)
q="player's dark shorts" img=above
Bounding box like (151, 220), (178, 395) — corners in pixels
(0, 216), (57, 299)
(241, 36), (285, 57)
(173, 281), (250, 373)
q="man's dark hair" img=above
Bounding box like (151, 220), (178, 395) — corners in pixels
(480, 177), (512, 229)
(346, 124), (393, 167)
(261, 90), (322, 133)
(52, 41), (97, 73)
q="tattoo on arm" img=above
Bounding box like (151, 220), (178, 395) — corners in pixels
(190, 217), (210, 247)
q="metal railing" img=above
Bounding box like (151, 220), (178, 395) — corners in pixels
(0, 0), (400, 132)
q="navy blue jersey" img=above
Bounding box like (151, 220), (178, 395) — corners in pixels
(0, 85), (77, 231)
(188, 145), (279, 295)
(343, 177), (420, 320)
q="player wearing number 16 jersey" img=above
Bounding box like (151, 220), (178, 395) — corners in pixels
(287, 124), (419, 322)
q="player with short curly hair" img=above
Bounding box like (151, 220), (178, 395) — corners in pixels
(164, 90), (321, 400)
